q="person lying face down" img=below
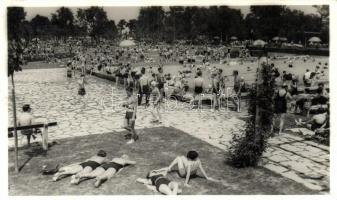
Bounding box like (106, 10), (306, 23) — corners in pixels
(165, 151), (221, 187)
(136, 168), (181, 195)
(52, 150), (108, 182)
(70, 154), (136, 187)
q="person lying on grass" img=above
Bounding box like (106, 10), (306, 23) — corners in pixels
(70, 154), (136, 187)
(136, 168), (181, 195)
(52, 150), (108, 182)
(164, 151), (221, 187)
(295, 110), (329, 132)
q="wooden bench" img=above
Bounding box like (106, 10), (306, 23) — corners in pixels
(8, 122), (57, 150)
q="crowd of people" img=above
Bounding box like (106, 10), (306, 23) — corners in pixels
(61, 40), (329, 138)
(13, 37), (329, 194)
(17, 36), (330, 144)
(269, 57), (329, 136)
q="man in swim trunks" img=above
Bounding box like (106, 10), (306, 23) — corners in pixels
(193, 71), (204, 109)
(71, 154), (136, 187)
(52, 150), (108, 182)
(138, 67), (150, 106)
(211, 73), (220, 110)
(157, 67), (165, 97)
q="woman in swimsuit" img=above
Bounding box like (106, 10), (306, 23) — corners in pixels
(165, 151), (220, 187)
(122, 86), (138, 144)
(52, 150), (108, 182)
(71, 154), (136, 187)
(136, 168), (181, 195)
(273, 84), (292, 134)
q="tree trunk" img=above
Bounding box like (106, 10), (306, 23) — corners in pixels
(255, 59), (261, 143)
(11, 74), (19, 173)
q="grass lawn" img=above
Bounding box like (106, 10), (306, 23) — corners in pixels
(8, 127), (315, 195)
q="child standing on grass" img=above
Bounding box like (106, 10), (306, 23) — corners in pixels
(122, 86), (138, 144)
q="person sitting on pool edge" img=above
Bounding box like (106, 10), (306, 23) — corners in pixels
(164, 150), (220, 187)
(52, 150), (108, 182)
(136, 168), (181, 195)
(71, 154), (136, 187)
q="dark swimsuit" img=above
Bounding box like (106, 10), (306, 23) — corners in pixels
(80, 161), (100, 170)
(150, 174), (171, 191)
(100, 162), (124, 171)
(78, 87), (86, 96)
(125, 111), (136, 120)
(274, 91), (288, 114)
(67, 70), (72, 78)
(212, 79), (220, 95)
(195, 86), (203, 94)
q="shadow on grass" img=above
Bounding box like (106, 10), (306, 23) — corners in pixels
(9, 142), (59, 172)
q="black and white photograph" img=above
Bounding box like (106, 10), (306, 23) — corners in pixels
(2, 0), (336, 197)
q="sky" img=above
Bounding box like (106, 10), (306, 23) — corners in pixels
(23, 6), (319, 22)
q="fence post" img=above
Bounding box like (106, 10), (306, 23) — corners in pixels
(42, 124), (48, 151)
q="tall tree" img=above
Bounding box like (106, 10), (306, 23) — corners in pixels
(313, 5), (329, 43)
(7, 7), (26, 173)
(8, 7), (26, 40)
(136, 6), (165, 42)
(246, 6), (286, 40)
(31, 15), (51, 37)
(76, 7), (117, 42)
(117, 19), (127, 38)
(51, 7), (74, 38)
(126, 19), (137, 38)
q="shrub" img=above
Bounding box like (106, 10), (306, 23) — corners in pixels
(227, 61), (274, 168)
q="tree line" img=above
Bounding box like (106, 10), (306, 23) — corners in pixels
(8, 5), (329, 44)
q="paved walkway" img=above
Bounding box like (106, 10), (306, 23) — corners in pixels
(8, 68), (329, 192)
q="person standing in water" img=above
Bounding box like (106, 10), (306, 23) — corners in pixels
(78, 74), (86, 96)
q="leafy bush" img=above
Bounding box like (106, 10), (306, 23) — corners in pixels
(227, 61), (274, 168)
